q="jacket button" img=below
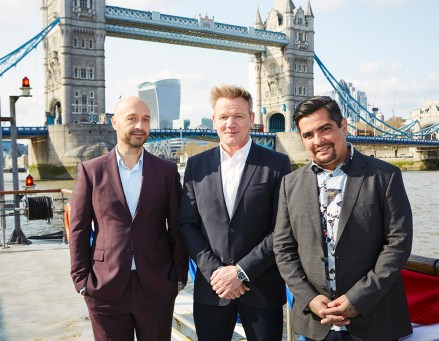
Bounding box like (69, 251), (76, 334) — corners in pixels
(126, 249), (132, 254)
(229, 259), (235, 264)
(229, 228), (236, 233)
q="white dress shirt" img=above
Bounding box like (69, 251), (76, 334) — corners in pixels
(116, 147), (143, 270)
(220, 138), (252, 218)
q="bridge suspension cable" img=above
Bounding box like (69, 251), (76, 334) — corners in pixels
(314, 54), (439, 138)
(314, 54), (409, 137)
(0, 17), (60, 77)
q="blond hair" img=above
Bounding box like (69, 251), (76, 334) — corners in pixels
(210, 84), (253, 113)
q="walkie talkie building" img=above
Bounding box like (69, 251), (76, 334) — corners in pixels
(138, 79), (181, 129)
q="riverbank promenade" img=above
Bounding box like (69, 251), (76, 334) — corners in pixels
(0, 240), (207, 341)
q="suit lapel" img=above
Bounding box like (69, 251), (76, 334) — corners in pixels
(106, 148), (130, 215)
(211, 147), (230, 220)
(231, 143), (261, 218)
(337, 153), (366, 242)
(303, 164), (325, 245)
(133, 149), (155, 221)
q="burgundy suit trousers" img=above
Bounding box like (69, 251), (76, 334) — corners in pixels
(84, 270), (175, 341)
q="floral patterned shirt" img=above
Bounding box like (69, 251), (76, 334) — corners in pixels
(311, 144), (354, 331)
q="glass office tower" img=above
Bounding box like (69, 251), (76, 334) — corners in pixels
(138, 79), (181, 129)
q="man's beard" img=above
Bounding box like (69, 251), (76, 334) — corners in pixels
(314, 145), (337, 167)
(123, 130), (148, 148)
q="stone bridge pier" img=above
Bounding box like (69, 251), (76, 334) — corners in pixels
(28, 124), (116, 179)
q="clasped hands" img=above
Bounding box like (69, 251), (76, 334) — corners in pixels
(210, 266), (250, 300)
(309, 294), (359, 326)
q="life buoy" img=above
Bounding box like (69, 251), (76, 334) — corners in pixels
(64, 202), (71, 241)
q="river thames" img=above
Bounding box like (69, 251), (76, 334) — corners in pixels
(1, 170), (438, 259)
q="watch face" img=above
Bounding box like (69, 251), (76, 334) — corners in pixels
(237, 270), (246, 281)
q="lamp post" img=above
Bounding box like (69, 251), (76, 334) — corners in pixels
(0, 100), (6, 247)
(6, 77), (32, 244)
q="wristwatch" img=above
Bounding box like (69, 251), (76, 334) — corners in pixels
(236, 267), (248, 282)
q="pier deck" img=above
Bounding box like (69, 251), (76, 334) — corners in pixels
(0, 240), (223, 341)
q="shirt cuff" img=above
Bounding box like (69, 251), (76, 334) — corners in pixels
(236, 264), (250, 282)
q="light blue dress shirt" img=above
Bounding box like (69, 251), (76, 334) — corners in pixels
(115, 147), (144, 270)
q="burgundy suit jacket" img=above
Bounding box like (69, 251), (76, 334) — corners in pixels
(69, 148), (188, 301)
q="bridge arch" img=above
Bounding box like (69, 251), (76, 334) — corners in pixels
(268, 112), (285, 132)
(47, 98), (62, 125)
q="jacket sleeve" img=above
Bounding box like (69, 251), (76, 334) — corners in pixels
(167, 163), (189, 284)
(345, 168), (413, 316)
(273, 174), (321, 312)
(69, 163), (93, 293)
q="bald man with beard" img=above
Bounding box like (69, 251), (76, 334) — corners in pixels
(69, 96), (188, 341)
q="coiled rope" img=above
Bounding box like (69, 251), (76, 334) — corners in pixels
(26, 196), (53, 221)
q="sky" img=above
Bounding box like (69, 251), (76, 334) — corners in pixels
(0, 0), (438, 127)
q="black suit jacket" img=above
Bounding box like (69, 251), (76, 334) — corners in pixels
(179, 142), (291, 308)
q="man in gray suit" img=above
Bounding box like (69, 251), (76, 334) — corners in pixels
(179, 84), (291, 341)
(273, 96), (413, 341)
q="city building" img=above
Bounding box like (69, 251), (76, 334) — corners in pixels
(173, 118), (213, 130)
(138, 79), (181, 129)
(321, 79), (369, 123)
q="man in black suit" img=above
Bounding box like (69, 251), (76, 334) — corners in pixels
(273, 96), (413, 340)
(179, 84), (291, 341)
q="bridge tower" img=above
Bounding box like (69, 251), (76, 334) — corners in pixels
(251, 0), (314, 132)
(41, 0), (106, 125)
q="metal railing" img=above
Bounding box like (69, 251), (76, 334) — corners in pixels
(0, 188), (72, 248)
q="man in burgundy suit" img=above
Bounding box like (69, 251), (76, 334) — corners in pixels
(69, 96), (188, 341)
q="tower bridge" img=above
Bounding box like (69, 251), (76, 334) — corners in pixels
(1, 0), (438, 178)
(39, 0), (314, 130)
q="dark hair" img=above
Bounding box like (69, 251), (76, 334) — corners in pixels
(293, 96), (343, 130)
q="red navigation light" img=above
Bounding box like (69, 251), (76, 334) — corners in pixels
(22, 77), (30, 88)
(25, 174), (35, 187)
(21, 76), (32, 96)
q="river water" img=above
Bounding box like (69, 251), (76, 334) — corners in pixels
(1, 171), (438, 258)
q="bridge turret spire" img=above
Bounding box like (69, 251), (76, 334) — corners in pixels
(273, 0), (295, 14)
(285, 0), (295, 13)
(254, 5), (264, 29)
(305, 0), (314, 17)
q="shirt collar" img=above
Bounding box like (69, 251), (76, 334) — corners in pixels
(219, 138), (252, 162)
(311, 143), (354, 175)
(115, 146), (144, 170)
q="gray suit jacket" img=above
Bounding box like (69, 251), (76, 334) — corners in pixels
(273, 151), (413, 341)
(179, 142), (291, 308)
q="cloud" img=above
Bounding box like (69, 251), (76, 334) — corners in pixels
(358, 61), (405, 80)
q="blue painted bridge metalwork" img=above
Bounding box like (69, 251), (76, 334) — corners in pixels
(1, 127), (276, 149)
(104, 6), (288, 54)
(1, 126), (48, 138)
(5, 126), (439, 148)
